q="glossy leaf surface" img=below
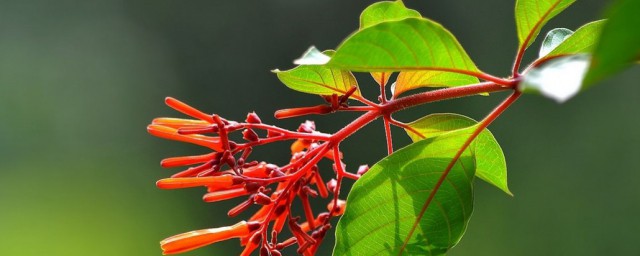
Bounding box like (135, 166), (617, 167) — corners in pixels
(334, 129), (476, 255)
(405, 113), (511, 195)
(515, 0), (575, 49)
(329, 18), (479, 73)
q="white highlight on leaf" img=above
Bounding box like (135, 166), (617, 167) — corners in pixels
(293, 46), (331, 65)
(520, 55), (590, 103)
(539, 28), (574, 58)
(390, 82), (397, 97)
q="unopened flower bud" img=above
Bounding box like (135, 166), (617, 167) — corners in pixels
(253, 192), (272, 205)
(246, 112), (262, 124)
(327, 179), (337, 194)
(327, 199), (346, 216)
(243, 129), (259, 142)
(357, 164), (370, 176)
(297, 120), (316, 133)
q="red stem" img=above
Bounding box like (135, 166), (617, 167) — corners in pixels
(383, 115), (393, 155)
(383, 82), (512, 114)
(397, 91), (521, 255)
(511, 0), (563, 77)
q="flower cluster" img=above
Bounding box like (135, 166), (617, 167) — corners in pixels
(148, 97), (364, 255)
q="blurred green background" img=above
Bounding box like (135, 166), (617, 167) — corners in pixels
(0, 0), (638, 255)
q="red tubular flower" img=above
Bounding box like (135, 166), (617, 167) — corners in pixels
(147, 124), (223, 151)
(150, 97), (351, 255)
(160, 221), (258, 255)
(152, 117), (210, 129)
(203, 187), (248, 202)
(160, 153), (216, 168)
(164, 97), (215, 123)
(156, 175), (237, 190)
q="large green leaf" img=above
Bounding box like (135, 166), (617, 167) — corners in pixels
(546, 20), (606, 57)
(392, 71), (479, 97)
(328, 18), (479, 74)
(405, 114), (511, 195)
(585, 0), (640, 86)
(334, 129), (476, 256)
(273, 51), (362, 98)
(515, 0), (576, 49)
(359, 1), (421, 29)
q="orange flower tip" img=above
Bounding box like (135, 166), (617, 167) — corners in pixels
(164, 97), (181, 107)
(160, 221), (252, 255)
(147, 124), (173, 135)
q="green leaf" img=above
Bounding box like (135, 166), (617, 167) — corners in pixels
(546, 20), (606, 57)
(273, 50), (361, 98)
(519, 54), (590, 103)
(539, 28), (574, 58)
(360, 1), (419, 88)
(359, 1), (421, 29)
(405, 113), (511, 195)
(585, 0), (640, 85)
(392, 71), (479, 97)
(334, 129), (476, 256)
(515, 0), (576, 49)
(328, 18), (479, 74)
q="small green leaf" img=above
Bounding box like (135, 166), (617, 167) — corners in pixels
(359, 1), (421, 29)
(515, 0), (576, 49)
(585, 0), (640, 85)
(405, 113), (511, 195)
(547, 20), (606, 57)
(520, 54), (590, 103)
(274, 50), (361, 98)
(328, 18), (479, 73)
(392, 71), (479, 97)
(539, 28), (574, 58)
(334, 129), (476, 256)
